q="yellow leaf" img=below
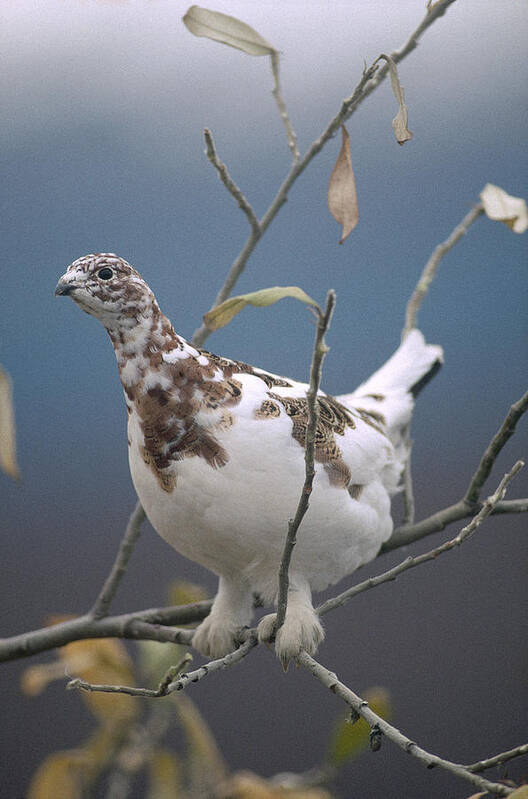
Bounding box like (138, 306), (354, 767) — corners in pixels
(507, 788), (528, 799)
(27, 751), (86, 799)
(147, 750), (182, 799)
(327, 687), (391, 767)
(58, 636), (139, 723)
(224, 770), (334, 798)
(173, 693), (228, 787)
(0, 365), (20, 480)
(183, 6), (275, 57)
(480, 183), (528, 234)
(204, 286), (318, 331)
(328, 124), (359, 244)
(167, 580), (208, 607)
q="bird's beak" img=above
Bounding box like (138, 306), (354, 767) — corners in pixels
(54, 278), (77, 296)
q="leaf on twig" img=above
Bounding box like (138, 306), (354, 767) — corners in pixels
(183, 6), (276, 56)
(204, 286), (318, 331)
(0, 365), (20, 480)
(480, 183), (528, 233)
(328, 124), (359, 244)
(327, 687), (392, 767)
(378, 54), (413, 145)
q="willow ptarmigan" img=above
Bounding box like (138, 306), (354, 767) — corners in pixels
(55, 253), (442, 665)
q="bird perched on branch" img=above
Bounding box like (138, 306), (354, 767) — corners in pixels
(56, 254), (442, 666)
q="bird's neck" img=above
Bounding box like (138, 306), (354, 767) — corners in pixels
(107, 305), (190, 392)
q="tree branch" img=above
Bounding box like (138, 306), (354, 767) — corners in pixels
(203, 128), (260, 236)
(317, 461), (523, 616)
(67, 634), (258, 698)
(90, 501), (146, 620)
(403, 202), (484, 336)
(298, 650), (514, 796)
(384, 390), (528, 552)
(192, 0), (459, 347)
(465, 391), (528, 505)
(270, 51), (300, 163)
(466, 743), (528, 774)
(275, 292), (336, 631)
(0, 604), (207, 663)
(401, 424), (415, 525)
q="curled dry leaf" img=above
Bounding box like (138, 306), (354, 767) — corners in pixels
(377, 54), (413, 145)
(480, 183), (528, 233)
(0, 365), (20, 480)
(204, 286), (318, 331)
(328, 124), (359, 244)
(183, 6), (275, 56)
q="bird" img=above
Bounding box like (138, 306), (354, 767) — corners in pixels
(55, 253), (442, 666)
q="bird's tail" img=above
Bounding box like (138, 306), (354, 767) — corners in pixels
(337, 329), (443, 458)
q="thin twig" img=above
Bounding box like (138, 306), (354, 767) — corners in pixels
(385, 390), (528, 552)
(298, 650), (514, 796)
(465, 391), (528, 505)
(90, 501), (146, 619)
(67, 635), (257, 698)
(191, 0), (458, 347)
(166, 632), (258, 693)
(403, 203), (484, 336)
(401, 424), (415, 525)
(203, 128), (260, 235)
(275, 292), (336, 631)
(317, 461), (523, 616)
(270, 51), (300, 163)
(466, 743), (528, 774)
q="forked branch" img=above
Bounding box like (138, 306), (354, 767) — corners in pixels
(275, 292), (336, 632)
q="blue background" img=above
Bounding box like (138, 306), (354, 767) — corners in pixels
(1, 1), (527, 796)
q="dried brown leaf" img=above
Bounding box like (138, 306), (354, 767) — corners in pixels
(328, 125), (359, 244)
(183, 6), (275, 56)
(0, 365), (20, 479)
(204, 286), (318, 331)
(378, 54), (413, 145)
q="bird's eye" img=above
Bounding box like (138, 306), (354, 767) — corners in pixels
(97, 267), (114, 280)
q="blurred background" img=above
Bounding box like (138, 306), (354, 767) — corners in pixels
(1, 1), (527, 796)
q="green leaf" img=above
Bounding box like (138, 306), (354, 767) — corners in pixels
(183, 6), (276, 56)
(327, 687), (391, 767)
(204, 286), (318, 331)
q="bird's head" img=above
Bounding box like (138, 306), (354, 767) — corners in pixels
(55, 253), (158, 331)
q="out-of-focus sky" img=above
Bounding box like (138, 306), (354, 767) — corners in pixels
(1, 2), (527, 797)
